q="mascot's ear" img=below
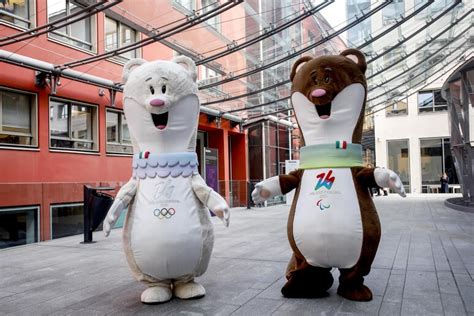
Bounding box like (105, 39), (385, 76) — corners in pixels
(122, 58), (146, 83)
(340, 49), (367, 74)
(290, 56), (312, 82)
(172, 55), (197, 82)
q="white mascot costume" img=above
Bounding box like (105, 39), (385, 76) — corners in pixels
(103, 56), (230, 304)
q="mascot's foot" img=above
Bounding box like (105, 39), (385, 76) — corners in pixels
(141, 286), (172, 304)
(337, 284), (373, 301)
(281, 270), (333, 298)
(174, 281), (206, 300)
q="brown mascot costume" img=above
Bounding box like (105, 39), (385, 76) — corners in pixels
(252, 49), (406, 301)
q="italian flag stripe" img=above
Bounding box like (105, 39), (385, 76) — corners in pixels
(336, 141), (347, 149)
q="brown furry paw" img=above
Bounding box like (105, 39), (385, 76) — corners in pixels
(281, 280), (330, 298)
(337, 284), (373, 301)
(281, 272), (333, 299)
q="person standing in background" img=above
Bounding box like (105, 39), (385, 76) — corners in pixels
(440, 172), (449, 193)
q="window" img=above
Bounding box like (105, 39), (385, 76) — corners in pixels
(106, 109), (133, 154)
(0, 88), (37, 147)
(420, 138), (459, 192)
(386, 98), (408, 116)
(387, 139), (410, 193)
(105, 16), (139, 61)
(201, 0), (220, 31)
(0, 0), (32, 28)
(199, 65), (221, 94)
(174, 0), (195, 11)
(0, 206), (39, 249)
(48, 0), (94, 50)
(383, 0), (404, 25)
(418, 89), (447, 113)
(49, 99), (98, 151)
(51, 203), (83, 239)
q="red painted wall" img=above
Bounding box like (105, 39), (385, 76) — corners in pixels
(0, 1), (248, 242)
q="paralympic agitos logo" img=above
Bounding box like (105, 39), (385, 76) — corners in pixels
(153, 208), (176, 219)
(315, 170), (335, 191)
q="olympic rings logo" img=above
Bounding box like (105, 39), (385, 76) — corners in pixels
(153, 208), (176, 219)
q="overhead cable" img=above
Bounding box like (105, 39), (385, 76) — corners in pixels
(366, 51), (472, 116)
(0, 0), (122, 47)
(368, 47), (472, 110)
(367, 0), (462, 65)
(198, 1), (395, 90)
(356, 0), (434, 50)
(367, 32), (470, 103)
(60, 0), (243, 69)
(195, 0), (333, 65)
(200, 0), (434, 106)
(367, 8), (472, 80)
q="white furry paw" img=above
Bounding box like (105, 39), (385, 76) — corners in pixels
(141, 286), (172, 304)
(374, 168), (406, 197)
(251, 183), (269, 204)
(174, 281), (206, 300)
(214, 205), (230, 227)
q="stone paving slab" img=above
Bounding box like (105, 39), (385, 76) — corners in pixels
(0, 194), (473, 315)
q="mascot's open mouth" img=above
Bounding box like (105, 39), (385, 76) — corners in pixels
(315, 102), (331, 119)
(151, 112), (168, 130)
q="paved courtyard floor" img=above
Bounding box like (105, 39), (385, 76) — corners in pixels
(1, 194), (473, 315)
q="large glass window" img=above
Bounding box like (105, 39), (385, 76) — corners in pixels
(418, 89), (447, 113)
(106, 109), (133, 154)
(0, 206), (39, 249)
(51, 203), (83, 239)
(0, 0), (31, 28)
(248, 124), (263, 181)
(48, 0), (93, 50)
(387, 139), (410, 193)
(49, 99), (98, 151)
(420, 138), (459, 192)
(0, 88), (37, 147)
(201, 0), (220, 30)
(105, 16), (139, 60)
(198, 65), (221, 94)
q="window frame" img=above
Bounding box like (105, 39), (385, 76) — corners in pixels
(106, 108), (133, 155)
(0, 86), (38, 149)
(50, 202), (84, 240)
(49, 97), (99, 153)
(0, 0), (35, 30)
(47, 0), (96, 52)
(104, 16), (140, 63)
(417, 89), (447, 113)
(198, 65), (222, 95)
(0, 205), (40, 249)
(386, 138), (411, 193)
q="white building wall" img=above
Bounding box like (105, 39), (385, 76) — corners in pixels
(374, 76), (451, 193)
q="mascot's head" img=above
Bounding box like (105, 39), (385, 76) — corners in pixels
(290, 49), (367, 145)
(122, 56), (199, 153)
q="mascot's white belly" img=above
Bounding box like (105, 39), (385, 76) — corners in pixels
(293, 168), (363, 269)
(129, 176), (204, 280)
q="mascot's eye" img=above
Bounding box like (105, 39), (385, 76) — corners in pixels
(161, 85), (167, 94)
(149, 86), (155, 95)
(324, 75), (330, 83)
